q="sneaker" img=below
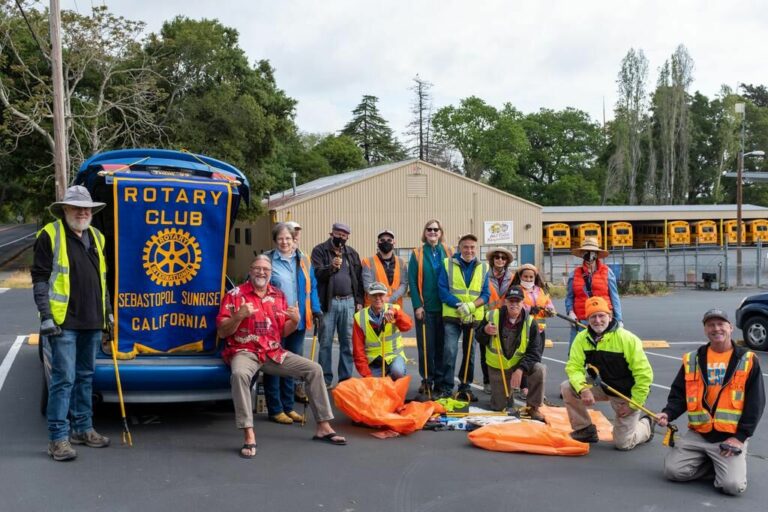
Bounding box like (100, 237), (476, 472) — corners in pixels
(570, 424), (599, 443)
(527, 407), (546, 423)
(48, 440), (77, 461)
(640, 415), (655, 443)
(482, 383), (492, 395)
(70, 430), (110, 448)
(270, 412), (294, 425)
(285, 410), (304, 423)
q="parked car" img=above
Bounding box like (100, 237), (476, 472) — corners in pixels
(40, 149), (250, 412)
(735, 292), (768, 351)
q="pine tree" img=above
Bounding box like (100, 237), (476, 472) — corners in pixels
(341, 95), (404, 165)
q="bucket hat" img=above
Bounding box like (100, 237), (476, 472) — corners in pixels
(48, 185), (105, 219)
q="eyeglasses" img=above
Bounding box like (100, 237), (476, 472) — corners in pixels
(425, 227), (440, 233)
(250, 267), (271, 274)
(493, 255), (508, 260)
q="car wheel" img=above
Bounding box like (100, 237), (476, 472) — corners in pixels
(743, 316), (768, 351)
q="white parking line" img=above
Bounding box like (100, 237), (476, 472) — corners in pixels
(0, 335), (26, 392)
(0, 288), (9, 295)
(647, 351), (768, 379)
(542, 355), (672, 391)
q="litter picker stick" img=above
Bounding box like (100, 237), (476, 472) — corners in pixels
(302, 323), (319, 427)
(454, 324), (474, 401)
(421, 321), (431, 400)
(109, 331), (133, 447)
(532, 306), (587, 330)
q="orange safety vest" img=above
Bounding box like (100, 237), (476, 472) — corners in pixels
(572, 263), (611, 320)
(413, 243), (453, 304)
(523, 286), (551, 330)
(487, 270), (514, 310)
(298, 254), (313, 330)
(683, 350), (754, 434)
(363, 255), (404, 307)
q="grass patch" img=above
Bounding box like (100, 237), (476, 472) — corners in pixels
(0, 269), (32, 288)
(547, 284), (566, 299)
(618, 281), (669, 296)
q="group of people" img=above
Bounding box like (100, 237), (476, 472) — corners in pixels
(32, 187), (765, 497)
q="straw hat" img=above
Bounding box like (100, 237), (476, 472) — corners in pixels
(571, 237), (609, 258)
(486, 247), (514, 264)
(48, 185), (105, 219)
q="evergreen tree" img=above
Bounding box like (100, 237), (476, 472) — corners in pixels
(341, 95), (404, 165)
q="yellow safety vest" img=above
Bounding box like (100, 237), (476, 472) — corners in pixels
(484, 308), (533, 370)
(354, 305), (406, 364)
(442, 258), (487, 321)
(39, 220), (107, 326)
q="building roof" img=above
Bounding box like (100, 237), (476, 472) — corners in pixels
(265, 158), (541, 210)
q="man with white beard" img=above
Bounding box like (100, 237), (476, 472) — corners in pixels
(32, 186), (113, 461)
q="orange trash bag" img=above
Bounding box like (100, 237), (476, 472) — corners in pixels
(539, 405), (614, 442)
(332, 376), (437, 435)
(468, 421), (590, 456)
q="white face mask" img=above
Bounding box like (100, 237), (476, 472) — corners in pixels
(520, 280), (534, 290)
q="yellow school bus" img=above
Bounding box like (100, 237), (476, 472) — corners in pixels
(690, 220), (718, 245)
(543, 223), (571, 250)
(746, 219), (768, 245)
(721, 220), (746, 245)
(570, 223), (602, 249)
(607, 222), (633, 249)
(634, 221), (690, 248)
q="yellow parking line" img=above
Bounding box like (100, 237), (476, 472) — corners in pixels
(402, 337), (417, 348)
(27, 333), (39, 345)
(642, 340), (669, 348)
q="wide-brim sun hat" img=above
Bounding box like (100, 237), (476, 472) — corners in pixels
(48, 185), (106, 219)
(486, 247), (514, 263)
(572, 237), (609, 259)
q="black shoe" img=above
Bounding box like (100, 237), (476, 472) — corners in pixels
(640, 415), (655, 443)
(570, 424), (599, 443)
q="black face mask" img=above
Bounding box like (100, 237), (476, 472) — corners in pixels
(583, 252), (597, 263)
(378, 241), (394, 253)
(332, 236), (346, 248)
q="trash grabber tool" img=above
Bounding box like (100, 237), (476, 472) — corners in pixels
(302, 323), (319, 427)
(108, 326), (132, 446)
(380, 327), (387, 379)
(454, 324), (474, 402)
(586, 364), (678, 444)
(421, 321), (431, 400)
(491, 325), (513, 409)
(532, 306), (586, 330)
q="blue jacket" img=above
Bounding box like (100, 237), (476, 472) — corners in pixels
(267, 249), (322, 332)
(437, 254), (490, 308)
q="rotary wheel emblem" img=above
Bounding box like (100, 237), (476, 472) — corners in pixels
(142, 228), (202, 287)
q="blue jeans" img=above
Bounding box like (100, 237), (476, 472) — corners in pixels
(370, 355), (407, 380)
(441, 322), (476, 393)
(318, 297), (354, 386)
(47, 329), (101, 441)
(415, 312), (444, 388)
(264, 328), (305, 416)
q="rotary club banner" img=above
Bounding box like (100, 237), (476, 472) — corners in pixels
(112, 176), (232, 357)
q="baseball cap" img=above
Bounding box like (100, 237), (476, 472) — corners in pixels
(367, 282), (388, 296)
(285, 221), (301, 231)
(702, 309), (730, 324)
(377, 229), (395, 239)
(458, 233), (478, 244)
(505, 285), (525, 301)
(332, 222), (351, 234)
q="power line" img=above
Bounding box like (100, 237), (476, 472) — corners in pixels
(12, 0), (50, 62)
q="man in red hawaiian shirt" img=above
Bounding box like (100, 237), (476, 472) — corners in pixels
(217, 255), (347, 458)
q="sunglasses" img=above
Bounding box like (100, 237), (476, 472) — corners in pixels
(493, 255), (508, 260)
(425, 227), (440, 233)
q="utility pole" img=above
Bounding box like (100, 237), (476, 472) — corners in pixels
(50, 0), (68, 200)
(736, 102), (746, 287)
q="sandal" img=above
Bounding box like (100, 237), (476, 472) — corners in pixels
(312, 432), (347, 445)
(239, 443), (258, 458)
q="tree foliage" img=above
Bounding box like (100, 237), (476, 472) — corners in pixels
(341, 95), (404, 165)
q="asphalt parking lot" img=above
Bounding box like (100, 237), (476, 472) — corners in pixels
(0, 287), (766, 512)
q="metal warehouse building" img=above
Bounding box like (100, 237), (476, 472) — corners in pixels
(229, 159), (543, 278)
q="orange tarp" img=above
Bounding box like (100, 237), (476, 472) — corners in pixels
(332, 376), (440, 434)
(468, 421), (590, 456)
(540, 405), (614, 442)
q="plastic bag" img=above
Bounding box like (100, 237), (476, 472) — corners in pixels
(468, 421), (590, 456)
(332, 376), (438, 434)
(539, 405), (614, 442)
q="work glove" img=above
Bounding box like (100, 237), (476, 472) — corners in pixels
(40, 318), (62, 337)
(568, 311), (578, 322)
(456, 303), (471, 318)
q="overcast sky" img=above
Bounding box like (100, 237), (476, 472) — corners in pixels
(62, 1), (767, 139)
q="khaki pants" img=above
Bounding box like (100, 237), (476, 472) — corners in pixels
(231, 352), (334, 429)
(488, 362), (546, 411)
(560, 380), (652, 450)
(664, 429), (748, 495)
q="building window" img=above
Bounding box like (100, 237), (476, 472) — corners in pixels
(228, 244), (235, 259)
(234, 228), (241, 244)
(407, 174), (427, 198)
(245, 228), (252, 245)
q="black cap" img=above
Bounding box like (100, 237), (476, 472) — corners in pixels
(702, 309), (730, 324)
(506, 285), (525, 301)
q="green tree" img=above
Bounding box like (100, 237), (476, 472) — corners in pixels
(341, 95), (404, 165)
(312, 134), (365, 173)
(432, 97), (529, 185)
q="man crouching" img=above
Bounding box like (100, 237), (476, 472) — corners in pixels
(217, 255), (347, 458)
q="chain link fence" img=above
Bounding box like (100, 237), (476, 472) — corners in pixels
(543, 242), (768, 290)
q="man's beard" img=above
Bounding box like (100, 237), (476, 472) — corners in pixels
(65, 214), (91, 232)
(250, 276), (268, 289)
